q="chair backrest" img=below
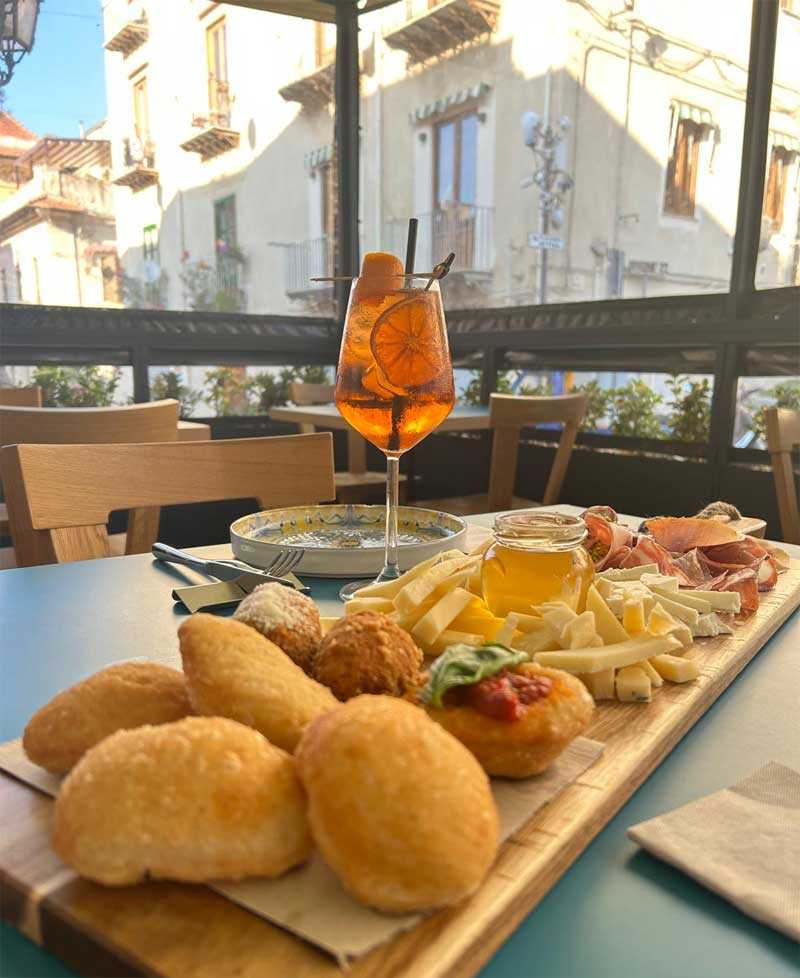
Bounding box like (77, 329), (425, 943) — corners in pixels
(289, 382), (334, 406)
(0, 399), (180, 446)
(0, 386), (42, 408)
(1, 433), (335, 567)
(488, 392), (587, 510)
(765, 406), (800, 544)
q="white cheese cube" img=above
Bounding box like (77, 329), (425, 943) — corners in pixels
(616, 665), (652, 702)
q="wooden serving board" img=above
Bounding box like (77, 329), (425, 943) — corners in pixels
(3, 563), (800, 978)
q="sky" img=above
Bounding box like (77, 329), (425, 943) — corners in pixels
(3, 0), (106, 138)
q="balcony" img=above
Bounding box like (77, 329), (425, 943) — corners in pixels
(113, 137), (158, 192)
(104, 11), (148, 57)
(383, 0), (501, 63)
(279, 61), (335, 111)
(0, 169), (113, 237)
(384, 205), (493, 278)
(272, 235), (335, 311)
(181, 85), (239, 162)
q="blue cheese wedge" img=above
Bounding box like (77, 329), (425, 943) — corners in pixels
(616, 665), (652, 702)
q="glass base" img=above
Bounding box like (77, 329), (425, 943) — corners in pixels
(338, 563), (400, 603)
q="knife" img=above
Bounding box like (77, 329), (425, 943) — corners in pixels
(152, 543), (308, 613)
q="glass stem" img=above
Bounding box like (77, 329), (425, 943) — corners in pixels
(379, 454), (401, 582)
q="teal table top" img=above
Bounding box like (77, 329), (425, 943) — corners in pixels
(1, 527), (798, 978)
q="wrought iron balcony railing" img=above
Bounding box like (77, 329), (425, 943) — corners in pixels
(181, 81), (239, 161)
(113, 137), (158, 193)
(384, 205), (494, 275)
(273, 235), (336, 296)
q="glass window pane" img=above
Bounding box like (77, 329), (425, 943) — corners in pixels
(436, 121), (456, 206)
(756, 5), (800, 289)
(460, 113), (478, 206)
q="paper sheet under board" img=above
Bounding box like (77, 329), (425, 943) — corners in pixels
(0, 735), (603, 964)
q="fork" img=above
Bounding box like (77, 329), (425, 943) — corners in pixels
(152, 542), (306, 589)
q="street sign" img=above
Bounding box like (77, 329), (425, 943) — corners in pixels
(528, 232), (564, 250)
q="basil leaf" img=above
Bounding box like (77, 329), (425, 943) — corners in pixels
(420, 643), (529, 709)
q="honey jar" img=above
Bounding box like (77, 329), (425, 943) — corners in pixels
(481, 512), (594, 617)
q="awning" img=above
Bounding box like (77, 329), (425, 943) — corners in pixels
(218, 1), (401, 23)
(410, 82), (491, 124)
(671, 100), (715, 128)
(770, 131), (800, 156)
(305, 144), (334, 168)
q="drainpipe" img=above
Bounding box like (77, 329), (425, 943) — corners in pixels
(612, 28), (634, 255)
(72, 217), (83, 305)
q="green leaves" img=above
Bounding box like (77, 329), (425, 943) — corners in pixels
(420, 643), (528, 709)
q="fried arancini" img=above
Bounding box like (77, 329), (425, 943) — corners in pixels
(22, 662), (192, 774)
(234, 582), (321, 673)
(179, 613), (337, 752)
(311, 611), (423, 700)
(52, 717), (311, 886)
(424, 663), (594, 778)
(296, 695), (499, 912)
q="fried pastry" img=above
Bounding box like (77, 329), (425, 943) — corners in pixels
(234, 582), (321, 673)
(52, 716), (311, 886)
(312, 611), (423, 700)
(296, 695), (499, 912)
(179, 613), (337, 752)
(22, 662), (192, 774)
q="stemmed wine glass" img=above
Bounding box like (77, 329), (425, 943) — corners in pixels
(334, 269), (455, 600)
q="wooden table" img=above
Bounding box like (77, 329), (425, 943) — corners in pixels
(269, 404), (489, 475)
(1, 509), (798, 978)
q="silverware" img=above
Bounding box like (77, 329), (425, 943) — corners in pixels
(152, 542), (308, 597)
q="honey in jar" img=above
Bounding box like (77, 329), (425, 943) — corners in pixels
(481, 512), (594, 617)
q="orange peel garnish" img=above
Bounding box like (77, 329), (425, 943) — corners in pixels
(369, 293), (446, 395)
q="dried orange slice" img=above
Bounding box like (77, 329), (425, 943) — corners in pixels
(369, 294), (445, 394)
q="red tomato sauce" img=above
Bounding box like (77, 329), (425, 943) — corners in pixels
(464, 670), (553, 723)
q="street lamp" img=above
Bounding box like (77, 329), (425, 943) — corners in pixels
(521, 111), (574, 305)
(1, 0), (41, 88)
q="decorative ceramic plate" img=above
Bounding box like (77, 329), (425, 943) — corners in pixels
(230, 504), (468, 578)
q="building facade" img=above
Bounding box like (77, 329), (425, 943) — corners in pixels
(101, 0), (800, 320)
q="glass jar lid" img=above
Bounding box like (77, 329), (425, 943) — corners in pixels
(492, 511), (587, 552)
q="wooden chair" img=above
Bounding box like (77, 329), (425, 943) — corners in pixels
(418, 392), (587, 516)
(765, 406), (800, 544)
(0, 386), (42, 407)
(1, 432), (335, 567)
(288, 381), (407, 504)
(0, 400), (181, 566)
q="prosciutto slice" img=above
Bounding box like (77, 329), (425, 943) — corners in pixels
(671, 548), (711, 586)
(619, 537), (693, 585)
(583, 513), (635, 571)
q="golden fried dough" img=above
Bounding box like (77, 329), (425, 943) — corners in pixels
(312, 611), (423, 700)
(296, 695), (499, 912)
(179, 614), (337, 752)
(22, 662), (192, 774)
(52, 717), (311, 886)
(234, 582), (321, 673)
(425, 664), (594, 778)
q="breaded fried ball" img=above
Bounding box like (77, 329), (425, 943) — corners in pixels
(180, 614), (336, 752)
(234, 582), (321, 673)
(312, 611), (423, 701)
(52, 717), (312, 886)
(425, 663), (594, 778)
(296, 695), (499, 912)
(23, 662), (192, 774)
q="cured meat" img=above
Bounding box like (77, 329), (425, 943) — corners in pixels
(583, 513), (635, 570)
(755, 538), (790, 573)
(645, 516), (740, 553)
(709, 568), (759, 617)
(702, 537), (766, 566)
(618, 537), (693, 585)
(582, 505), (618, 524)
(756, 557), (778, 592)
(671, 549), (711, 586)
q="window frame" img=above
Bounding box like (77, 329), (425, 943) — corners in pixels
(205, 17), (229, 119)
(432, 108), (480, 212)
(663, 115), (704, 219)
(131, 73), (149, 145)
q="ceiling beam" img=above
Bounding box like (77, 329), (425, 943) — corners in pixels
(217, 0), (401, 24)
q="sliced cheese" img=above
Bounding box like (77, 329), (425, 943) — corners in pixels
(586, 584), (630, 645)
(394, 594), (440, 631)
(428, 629), (483, 655)
(533, 634), (681, 674)
(650, 593), (700, 627)
(466, 567), (483, 596)
(538, 602), (579, 635)
(513, 622), (560, 655)
(411, 587), (474, 646)
(638, 657), (663, 687)
(394, 556), (476, 614)
(494, 613), (520, 648)
(468, 535), (494, 557)
(651, 586), (712, 614)
(597, 563), (658, 581)
(640, 573), (679, 592)
(513, 611), (546, 632)
(354, 549), (463, 599)
(560, 611), (603, 650)
(688, 588), (741, 614)
(345, 596), (395, 615)
(622, 597), (646, 636)
(578, 668), (616, 701)
(616, 665), (652, 702)
(693, 612), (733, 638)
(646, 603), (693, 649)
(650, 654), (700, 683)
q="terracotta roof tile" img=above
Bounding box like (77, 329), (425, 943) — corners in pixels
(0, 111), (37, 158)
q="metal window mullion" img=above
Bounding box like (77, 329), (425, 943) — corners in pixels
(334, 0), (360, 325)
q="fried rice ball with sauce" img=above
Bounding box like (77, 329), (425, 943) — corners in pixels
(179, 613), (337, 752)
(23, 662), (193, 774)
(234, 582), (322, 673)
(312, 611), (424, 700)
(52, 716), (312, 886)
(424, 663), (594, 778)
(296, 695), (499, 912)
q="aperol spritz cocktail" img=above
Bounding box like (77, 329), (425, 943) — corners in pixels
(335, 252), (455, 596)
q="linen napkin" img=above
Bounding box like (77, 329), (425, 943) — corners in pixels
(627, 761), (800, 941)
